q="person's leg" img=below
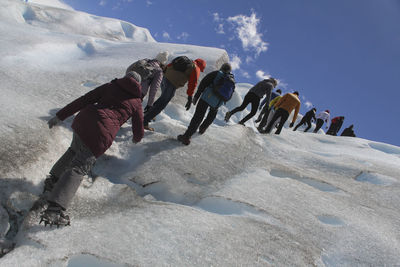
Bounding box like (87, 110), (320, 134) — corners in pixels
(293, 118), (306, 131)
(44, 146), (76, 193)
(264, 109), (284, 134)
(258, 106), (273, 130)
(238, 95), (260, 125)
(143, 78), (176, 126)
(226, 92), (253, 119)
(48, 133), (96, 210)
(304, 120), (312, 132)
(199, 106), (218, 134)
(183, 99), (209, 138)
(274, 110), (289, 134)
(313, 119), (323, 133)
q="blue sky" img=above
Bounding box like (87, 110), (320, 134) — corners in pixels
(62, 0), (400, 146)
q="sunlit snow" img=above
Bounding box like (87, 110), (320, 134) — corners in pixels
(0, 0), (399, 266)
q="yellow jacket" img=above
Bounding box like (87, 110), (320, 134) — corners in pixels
(269, 95), (282, 108)
(275, 93), (301, 123)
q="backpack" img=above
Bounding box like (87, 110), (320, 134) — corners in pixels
(212, 71), (235, 102)
(171, 56), (193, 72)
(126, 59), (156, 82)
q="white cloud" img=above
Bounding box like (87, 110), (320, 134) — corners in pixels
(255, 70), (271, 80)
(215, 24), (224, 34)
(99, 0), (106, 6)
(213, 13), (222, 22)
(227, 12), (268, 56)
(230, 54), (241, 70)
(245, 56), (253, 64)
(162, 31), (171, 40)
(177, 32), (189, 42)
(146, 0), (153, 6)
(242, 71), (250, 78)
(304, 101), (313, 109)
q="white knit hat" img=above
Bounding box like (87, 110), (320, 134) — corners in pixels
(125, 71), (141, 84)
(155, 51), (169, 65)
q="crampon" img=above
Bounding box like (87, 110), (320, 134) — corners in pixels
(39, 206), (70, 228)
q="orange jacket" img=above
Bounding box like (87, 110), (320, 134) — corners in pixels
(187, 58), (206, 96)
(275, 93), (301, 123)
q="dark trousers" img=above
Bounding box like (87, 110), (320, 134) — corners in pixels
(258, 106), (273, 129)
(293, 117), (312, 132)
(229, 92), (260, 124)
(49, 133), (96, 209)
(313, 118), (324, 133)
(264, 108), (289, 134)
(143, 78), (176, 126)
(184, 98), (218, 137)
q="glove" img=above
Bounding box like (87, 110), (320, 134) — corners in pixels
(144, 105), (151, 114)
(48, 116), (61, 129)
(185, 96), (193, 110)
(289, 122), (294, 128)
(192, 95), (199, 105)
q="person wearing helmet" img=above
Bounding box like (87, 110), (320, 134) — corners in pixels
(177, 63), (235, 145)
(313, 110), (330, 133)
(224, 78), (278, 125)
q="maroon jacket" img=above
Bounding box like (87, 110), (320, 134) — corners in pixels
(56, 77), (144, 158)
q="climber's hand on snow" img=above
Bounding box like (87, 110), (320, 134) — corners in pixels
(48, 116), (61, 129)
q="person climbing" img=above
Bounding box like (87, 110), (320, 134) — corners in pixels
(341, 124), (356, 137)
(293, 108), (316, 132)
(40, 71), (144, 227)
(259, 91), (301, 135)
(126, 51), (169, 114)
(224, 78), (277, 125)
(177, 63), (235, 145)
(255, 89), (282, 123)
(257, 90), (283, 131)
(326, 116), (345, 136)
(313, 110), (330, 133)
(143, 56), (206, 131)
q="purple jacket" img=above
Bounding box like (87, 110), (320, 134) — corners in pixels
(56, 77), (144, 158)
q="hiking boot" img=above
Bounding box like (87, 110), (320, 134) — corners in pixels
(224, 111), (231, 122)
(198, 127), (206, 135)
(177, 134), (191, 145)
(144, 125), (154, 131)
(39, 204), (70, 227)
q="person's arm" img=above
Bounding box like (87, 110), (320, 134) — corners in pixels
(146, 69), (163, 107)
(56, 82), (108, 120)
(186, 66), (201, 97)
(292, 102), (301, 123)
(131, 101), (144, 143)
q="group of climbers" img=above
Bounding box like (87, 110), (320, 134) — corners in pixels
(40, 53), (357, 227)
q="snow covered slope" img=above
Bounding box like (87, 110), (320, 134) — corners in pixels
(0, 1), (399, 266)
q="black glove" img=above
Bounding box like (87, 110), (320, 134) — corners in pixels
(48, 116), (61, 129)
(192, 94), (199, 106)
(144, 105), (151, 114)
(185, 96), (193, 110)
(289, 122), (294, 128)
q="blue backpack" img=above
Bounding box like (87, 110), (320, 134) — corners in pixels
(201, 71), (235, 108)
(213, 71), (235, 101)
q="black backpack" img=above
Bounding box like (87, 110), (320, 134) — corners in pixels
(171, 56), (193, 72)
(126, 59), (156, 82)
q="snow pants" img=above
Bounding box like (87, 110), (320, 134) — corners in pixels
(48, 132), (96, 210)
(143, 78), (176, 126)
(264, 108), (289, 134)
(313, 118), (324, 133)
(184, 98), (218, 137)
(229, 92), (260, 124)
(293, 117), (312, 132)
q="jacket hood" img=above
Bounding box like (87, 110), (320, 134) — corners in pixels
(194, 58), (206, 72)
(116, 76), (142, 98)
